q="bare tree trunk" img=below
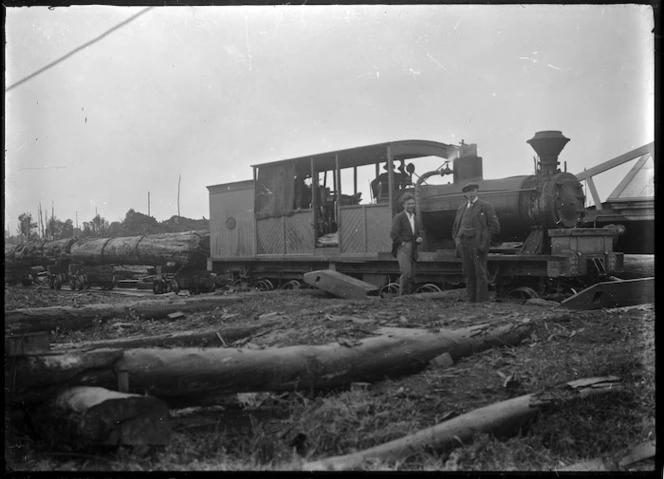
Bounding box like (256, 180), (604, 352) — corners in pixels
(30, 386), (171, 449)
(304, 376), (623, 471)
(7, 320), (532, 406)
(5, 294), (244, 333)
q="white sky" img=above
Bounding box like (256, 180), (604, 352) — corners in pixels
(4, 5), (655, 234)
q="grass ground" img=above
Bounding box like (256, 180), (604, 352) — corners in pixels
(4, 257), (656, 472)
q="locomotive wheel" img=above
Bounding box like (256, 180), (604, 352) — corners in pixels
(53, 276), (62, 290)
(280, 280), (302, 290)
(69, 276), (78, 291)
(379, 283), (400, 297)
(255, 279), (274, 291)
(77, 275), (86, 291)
(506, 287), (539, 301)
(153, 279), (164, 294)
(169, 279), (180, 294)
(415, 283), (442, 294)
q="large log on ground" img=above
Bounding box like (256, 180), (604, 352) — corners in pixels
(30, 386), (171, 449)
(6, 348), (123, 405)
(10, 238), (78, 266)
(6, 320), (532, 405)
(115, 319), (533, 401)
(69, 231), (209, 267)
(5, 293), (244, 333)
(304, 376), (623, 471)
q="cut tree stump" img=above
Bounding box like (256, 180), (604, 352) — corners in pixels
(304, 376), (623, 471)
(5, 294), (244, 333)
(30, 386), (171, 449)
(7, 319), (533, 406)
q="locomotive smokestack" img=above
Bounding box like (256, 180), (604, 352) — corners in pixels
(527, 131), (570, 176)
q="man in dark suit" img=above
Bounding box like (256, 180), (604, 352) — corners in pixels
(390, 193), (422, 295)
(452, 182), (501, 302)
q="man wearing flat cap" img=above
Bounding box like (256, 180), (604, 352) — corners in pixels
(452, 181), (500, 302)
(391, 192), (423, 295)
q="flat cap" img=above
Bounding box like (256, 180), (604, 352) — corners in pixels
(461, 181), (479, 193)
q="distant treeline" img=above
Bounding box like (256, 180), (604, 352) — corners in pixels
(8, 209), (209, 245)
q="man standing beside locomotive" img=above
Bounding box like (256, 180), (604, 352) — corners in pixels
(452, 182), (500, 302)
(391, 193), (423, 295)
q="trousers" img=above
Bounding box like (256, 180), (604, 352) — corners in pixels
(458, 237), (489, 302)
(396, 242), (415, 295)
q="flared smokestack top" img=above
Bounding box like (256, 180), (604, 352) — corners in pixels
(527, 131), (570, 176)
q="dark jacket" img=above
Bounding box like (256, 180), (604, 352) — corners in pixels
(452, 198), (500, 254)
(390, 211), (420, 260)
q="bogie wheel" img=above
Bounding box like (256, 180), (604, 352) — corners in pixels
(280, 280), (302, 290)
(506, 286), (539, 301)
(379, 283), (400, 298)
(69, 276), (78, 291)
(153, 279), (164, 294)
(77, 275), (86, 291)
(53, 276), (62, 290)
(415, 283), (442, 294)
(255, 279), (274, 291)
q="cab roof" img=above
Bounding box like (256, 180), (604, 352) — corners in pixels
(251, 139), (459, 171)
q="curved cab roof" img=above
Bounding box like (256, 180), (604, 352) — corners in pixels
(251, 139), (459, 171)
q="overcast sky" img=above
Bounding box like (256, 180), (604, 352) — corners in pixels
(4, 5), (654, 234)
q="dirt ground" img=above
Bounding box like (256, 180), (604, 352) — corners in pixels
(4, 255), (656, 471)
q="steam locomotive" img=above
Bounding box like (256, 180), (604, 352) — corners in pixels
(207, 131), (624, 300)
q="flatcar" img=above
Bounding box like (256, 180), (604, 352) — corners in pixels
(207, 131), (624, 300)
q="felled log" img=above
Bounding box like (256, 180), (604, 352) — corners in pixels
(305, 376), (623, 471)
(10, 238), (78, 266)
(5, 294), (244, 333)
(52, 321), (273, 351)
(69, 231), (209, 267)
(114, 319), (533, 401)
(30, 386), (171, 449)
(6, 348), (123, 405)
(7, 320), (532, 405)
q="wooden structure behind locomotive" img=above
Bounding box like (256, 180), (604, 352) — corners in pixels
(207, 131), (623, 299)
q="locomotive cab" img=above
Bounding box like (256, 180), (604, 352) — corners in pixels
(249, 141), (458, 255)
